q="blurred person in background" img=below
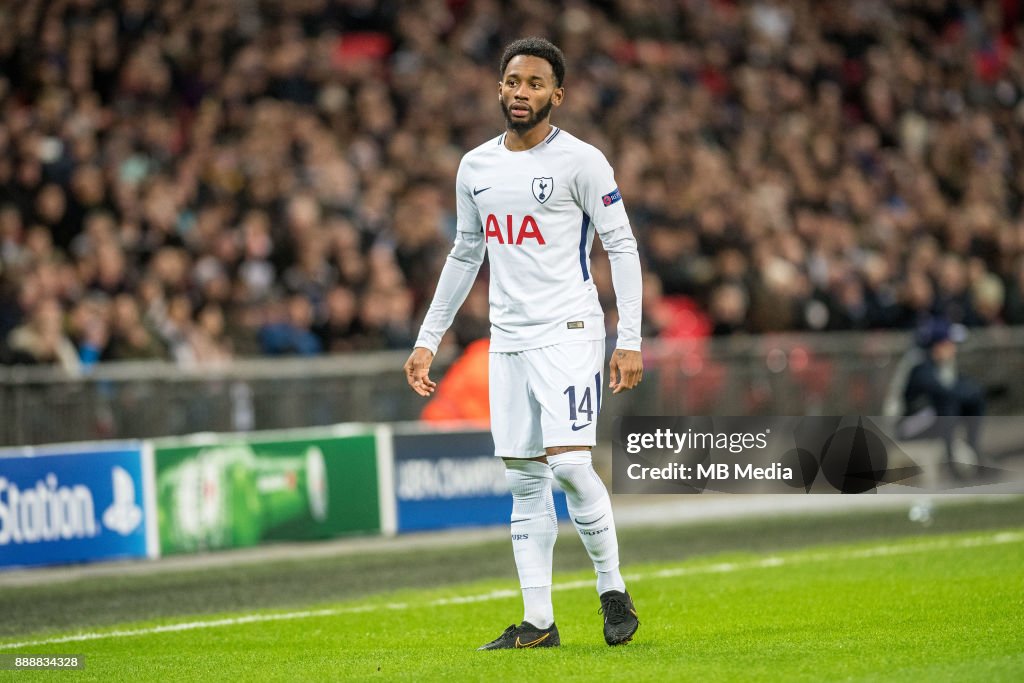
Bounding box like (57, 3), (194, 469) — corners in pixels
(314, 284), (359, 353)
(6, 296), (81, 373)
(420, 336), (490, 427)
(106, 292), (167, 361)
(901, 316), (987, 480)
(709, 282), (751, 336)
(67, 293), (111, 369)
(258, 293), (322, 356)
(188, 302), (233, 366)
(1004, 256), (1024, 325)
(421, 282), (493, 426)
(158, 293), (200, 365)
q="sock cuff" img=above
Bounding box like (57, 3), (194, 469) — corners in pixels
(505, 458), (553, 478)
(548, 450), (592, 469)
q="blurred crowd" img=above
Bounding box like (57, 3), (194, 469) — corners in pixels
(1, 0), (1024, 373)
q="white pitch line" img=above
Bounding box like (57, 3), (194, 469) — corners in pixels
(1, 530), (1021, 652)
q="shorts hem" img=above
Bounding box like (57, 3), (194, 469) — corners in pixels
(495, 450), (547, 459)
(542, 440), (596, 449)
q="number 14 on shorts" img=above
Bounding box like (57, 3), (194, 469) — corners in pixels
(563, 372), (602, 429)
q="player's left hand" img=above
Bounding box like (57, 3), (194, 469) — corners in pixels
(609, 348), (643, 394)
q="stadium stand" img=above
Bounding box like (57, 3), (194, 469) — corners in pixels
(1, 0), (1022, 369)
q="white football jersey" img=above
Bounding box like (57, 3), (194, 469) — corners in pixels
(415, 125), (642, 354)
(457, 127), (636, 351)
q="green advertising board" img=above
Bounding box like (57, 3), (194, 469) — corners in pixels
(154, 431), (380, 554)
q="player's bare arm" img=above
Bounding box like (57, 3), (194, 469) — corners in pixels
(404, 347), (437, 397)
(609, 348), (643, 394)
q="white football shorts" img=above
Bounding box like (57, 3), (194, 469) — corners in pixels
(489, 340), (605, 458)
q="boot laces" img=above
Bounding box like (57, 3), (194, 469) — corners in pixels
(599, 596), (629, 624)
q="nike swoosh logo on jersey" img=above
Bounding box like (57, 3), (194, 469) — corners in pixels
(473, 186), (491, 195)
(570, 422), (592, 431)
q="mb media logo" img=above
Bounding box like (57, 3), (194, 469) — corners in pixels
(0, 467), (142, 545)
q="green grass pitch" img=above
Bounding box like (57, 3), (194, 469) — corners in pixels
(2, 519), (1022, 681)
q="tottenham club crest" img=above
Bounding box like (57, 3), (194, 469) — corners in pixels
(532, 177), (553, 204)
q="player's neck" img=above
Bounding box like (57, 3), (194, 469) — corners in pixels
(504, 122), (553, 151)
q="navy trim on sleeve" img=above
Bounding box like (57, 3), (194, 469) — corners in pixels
(578, 212), (591, 281)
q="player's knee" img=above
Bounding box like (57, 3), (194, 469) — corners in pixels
(549, 451), (599, 499)
(505, 458), (553, 500)
(548, 450), (592, 472)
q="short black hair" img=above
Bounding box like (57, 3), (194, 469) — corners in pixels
(499, 37), (566, 87)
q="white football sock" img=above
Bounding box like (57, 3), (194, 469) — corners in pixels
(597, 567), (625, 595)
(522, 586), (554, 629)
(550, 451), (627, 595)
(505, 459), (558, 628)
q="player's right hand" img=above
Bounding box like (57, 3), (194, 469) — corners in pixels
(404, 347), (437, 397)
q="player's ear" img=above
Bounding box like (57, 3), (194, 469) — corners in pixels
(551, 86), (565, 107)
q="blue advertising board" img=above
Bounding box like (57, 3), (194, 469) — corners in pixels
(0, 445), (151, 569)
(392, 430), (568, 532)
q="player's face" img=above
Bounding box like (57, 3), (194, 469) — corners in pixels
(499, 55), (564, 134)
